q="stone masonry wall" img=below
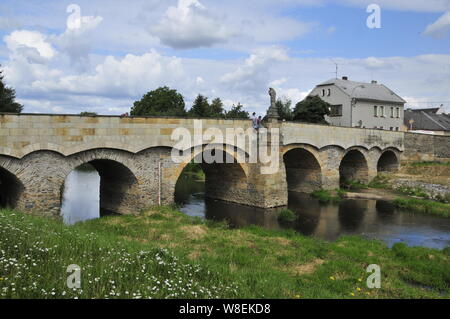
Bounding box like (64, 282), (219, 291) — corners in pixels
(403, 133), (450, 163)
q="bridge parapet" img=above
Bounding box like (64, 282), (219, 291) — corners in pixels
(281, 122), (404, 151)
(0, 114), (253, 158)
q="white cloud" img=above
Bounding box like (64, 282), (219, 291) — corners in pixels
(31, 50), (185, 98)
(423, 11), (450, 37)
(276, 88), (311, 103)
(53, 13), (103, 67)
(151, 0), (233, 49)
(221, 47), (289, 91)
(4, 30), (55, 61)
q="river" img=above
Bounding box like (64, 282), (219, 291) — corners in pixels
(61, 167), (450, 249)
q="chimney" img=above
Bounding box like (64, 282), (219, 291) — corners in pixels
(342, 76), (348, 80)
(371, 80), (377, 84)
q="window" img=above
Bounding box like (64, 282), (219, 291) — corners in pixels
(322, 89), (325, 97)
(390, 127), (393, 131)
(396, 107), (400, 118)
(327, 89), (331, 96)
(329, 105), (342, 117)
(395, 127), (399, 131)
(390, 107), (394, 118)
(380, 106), (384, 117)
(374, 105), (378, 117)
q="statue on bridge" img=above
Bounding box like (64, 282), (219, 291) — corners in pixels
(266, 87), (280, 120)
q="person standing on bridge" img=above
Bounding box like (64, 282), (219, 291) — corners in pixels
(257, 116), (263, 131)
(252, 112), (258, 131)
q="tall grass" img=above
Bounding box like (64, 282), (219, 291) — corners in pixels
(0, 209), (237, 299)
(1, 207), (449, 299)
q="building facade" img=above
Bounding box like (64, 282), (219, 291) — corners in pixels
(308, 77), (406, 130)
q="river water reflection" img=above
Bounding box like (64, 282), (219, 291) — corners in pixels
(176, 177), (450, 249)
(62, 168), (450, 249)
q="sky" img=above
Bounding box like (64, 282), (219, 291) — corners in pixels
(0, 0), (449, 115)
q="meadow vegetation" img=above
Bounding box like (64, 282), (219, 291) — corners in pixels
(1, 207), (449, 299)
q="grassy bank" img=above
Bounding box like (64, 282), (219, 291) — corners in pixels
(1, 207), (449, 299)
(393, 198), (450, 218)
(311, 189), (346, 203)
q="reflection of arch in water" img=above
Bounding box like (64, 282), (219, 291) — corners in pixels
(338, 200), (368, 231)
(375, 200), (397, 223)
(204, 198), (280, 230)
(286, 192), (321, 236)
(0, 165), (24, 209)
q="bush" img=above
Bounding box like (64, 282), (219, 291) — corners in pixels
(340, 179), (367, 190)
(277, 209), (297, 223)
(311, 189), (344, 203)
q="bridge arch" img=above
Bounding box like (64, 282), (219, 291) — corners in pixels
(173, 144), (250, 205)
(377, 150), (400, 173)
(63, 149), (140, 216)
(339, 149), (369, 184)
(0, 165), (24, 209)
(282, 145), (323, 192)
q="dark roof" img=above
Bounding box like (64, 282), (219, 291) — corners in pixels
(317, 78), (406, 104)
(404, 109), (450, 131)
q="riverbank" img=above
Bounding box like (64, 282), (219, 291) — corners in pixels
(332, 161), (450, 218)
(1, 208), (448, 299)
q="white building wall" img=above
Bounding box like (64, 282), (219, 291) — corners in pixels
(308, 85), (351, 127)
(353, 101), (404, 130)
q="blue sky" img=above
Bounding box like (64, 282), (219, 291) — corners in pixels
(0, 0), (449, 114)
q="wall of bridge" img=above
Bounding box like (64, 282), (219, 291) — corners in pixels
(1, 113), (447, 217)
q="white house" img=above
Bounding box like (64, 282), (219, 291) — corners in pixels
(308, 76), (406, 131)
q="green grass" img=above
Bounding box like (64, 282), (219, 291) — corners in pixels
(396, 186), (430, 199)
(1, 207), (449, 299)
(341, 179), (368, 190)
(393, 198), (450, 218)
(311, 189), (345, 203)
(409, 161), (450, 168)
(368, 175), (391, 189)
(277, 209), (297, 223)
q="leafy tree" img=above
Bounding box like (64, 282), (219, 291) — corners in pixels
(188, 94), (210, 117)
(225, 103), (250, 119)
(130, 86), (186, 116)
(0, 67), (23, 113)
(293, 96), (330, 124)
(80, 111), (97, 116)
(210, 98), (225, 118)
(276, 98), (293, 121)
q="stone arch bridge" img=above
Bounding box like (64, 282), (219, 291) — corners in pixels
(0, 114), (411, 216)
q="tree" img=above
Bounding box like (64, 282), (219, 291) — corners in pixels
(80, 111), (97, 116)
(225, 103), (250, 119)
(188, 94), (211, 117)
(276, 98), (293, 121)
(293, 96), (330, 124)
(0, 67), (23, 113)
(210, 98), (225, 118)
(130, 86), (186, 116)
